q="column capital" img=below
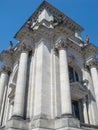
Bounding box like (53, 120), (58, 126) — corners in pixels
(20, 43), (32, 53)
(86, 58), (98, 68)
(0, 65), (11, 75)
(55, 38), (68, 50)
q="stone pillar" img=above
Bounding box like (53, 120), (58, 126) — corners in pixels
(55, 38), (72, 116)
(83, 98), (89, 124)
(27, 47), (35, 119)
(34, 39), (51, 119)
(0, 66), (10, 125)
(13, 45), (30, 118)
(83, 67), (98, 125)
(8, 103), (14, 120)
(86, 58), (98, 110)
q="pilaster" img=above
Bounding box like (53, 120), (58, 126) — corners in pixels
(0, 66), (10, 125)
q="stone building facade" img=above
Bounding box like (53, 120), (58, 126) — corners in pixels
(0, 1), (98, 130)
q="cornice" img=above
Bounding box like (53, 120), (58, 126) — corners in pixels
(81, 43), (98, 57)
(14, 1), (83, 41)
(67, 38), (83, 54)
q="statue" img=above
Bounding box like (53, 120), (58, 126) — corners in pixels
(85, 35), (89, 44)
(8, 41), (13, 53)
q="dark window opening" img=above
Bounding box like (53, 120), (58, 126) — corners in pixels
(72, 100), (80, 120)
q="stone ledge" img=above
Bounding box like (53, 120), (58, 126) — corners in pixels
(30, 117), (80, 129)
(31, 118), (54, 129)
(55, 117), (80, 129)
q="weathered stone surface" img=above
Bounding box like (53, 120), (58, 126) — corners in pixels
(0, 1), (98, 130)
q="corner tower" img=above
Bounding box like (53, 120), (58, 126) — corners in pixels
(0, 1), (98, 130)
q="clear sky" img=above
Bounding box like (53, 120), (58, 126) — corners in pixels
(0, 0), (98, 52)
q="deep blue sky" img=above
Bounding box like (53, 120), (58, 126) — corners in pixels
(0, 0), (98, 52)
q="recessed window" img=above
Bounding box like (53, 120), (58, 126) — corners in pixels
(72, 100), (80, 120)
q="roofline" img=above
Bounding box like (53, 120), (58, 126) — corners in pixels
(14, 0), (84, 39)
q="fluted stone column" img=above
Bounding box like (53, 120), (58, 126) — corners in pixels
(55, 38), (72, 116)
(27, 48), (35, 119)
(0, 66), (9, 113)
(0, 66), (10, 125)
(83, 67), (98, 125)
(13, 45), (30, 118)
(86, 58), (98, 109)
(83, 98), (89, 124)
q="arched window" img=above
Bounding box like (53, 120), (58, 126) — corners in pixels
(68, 66), (79, 83)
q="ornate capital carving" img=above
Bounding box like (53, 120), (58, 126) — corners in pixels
(86, 58), (98, 68)
(55, 38), (68, 50)
(0, 65), (11, 75)
(18, 43), (35, 55)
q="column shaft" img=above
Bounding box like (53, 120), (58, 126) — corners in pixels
(59, 49), (72, 115)
(13, 52), (28, 117)
(0, 71), (8, 125)
(90, 67), (98, 109)
(0, 72), (8, 112)
(83, 100), (89, 124)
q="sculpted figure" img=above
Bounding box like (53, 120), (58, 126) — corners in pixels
(85, 35), (89, 44)
(8, 41), (13, 53)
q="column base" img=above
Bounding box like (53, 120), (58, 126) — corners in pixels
(31, 116), (80, 129)
(0, 117), (98, 130)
